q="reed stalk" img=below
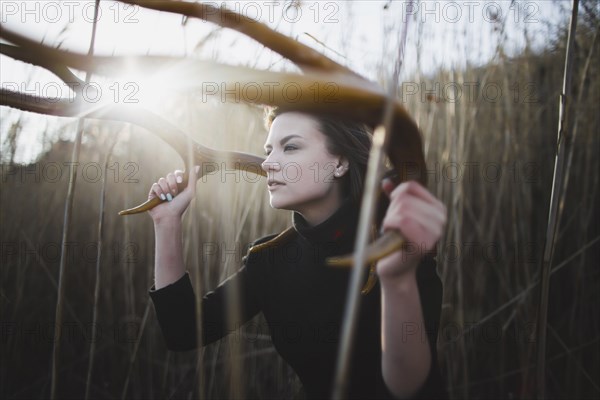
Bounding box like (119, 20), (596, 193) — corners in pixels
(536, 1), (579, 398)
(120, 301), (151, 399)
(85, 136), (118, 400)
(50, 2), (100, 398)
(332, 3), (413, 396)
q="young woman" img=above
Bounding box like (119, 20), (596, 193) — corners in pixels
(147, 111), (448, 399)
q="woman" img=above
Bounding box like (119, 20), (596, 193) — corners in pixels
(147, 111), (448, 399)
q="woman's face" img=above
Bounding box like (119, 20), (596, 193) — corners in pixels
(262, 112), (348, 220)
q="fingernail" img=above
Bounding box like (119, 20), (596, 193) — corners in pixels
(166, 193), (173, 202)
(176, 176), (183, 183)
(160, 193), (166, 201)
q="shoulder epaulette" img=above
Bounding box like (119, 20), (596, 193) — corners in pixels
(248, 227), (296, 255)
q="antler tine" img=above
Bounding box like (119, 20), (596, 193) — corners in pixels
(0, 87), (266, 216)
(1, 88), (84, 116)
(120, 0), (357, 75)
(0, 25), (172, 76)
(327, 230), (406, 267)
(0, 44), (86, 92)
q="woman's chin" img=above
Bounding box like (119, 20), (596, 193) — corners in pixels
(269, 196), (295, 211)
(268, 196), (281, 209)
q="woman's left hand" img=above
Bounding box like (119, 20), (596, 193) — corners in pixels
(376, 179), (447, 282)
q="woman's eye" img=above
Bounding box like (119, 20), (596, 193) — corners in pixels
(264, 145), (296, 156)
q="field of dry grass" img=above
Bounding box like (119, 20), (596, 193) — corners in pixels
(1, 1), (599, 399)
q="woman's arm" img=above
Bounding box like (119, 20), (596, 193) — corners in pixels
(379, 263), (430, 398)
(377, 180), (447, 399)
(147, 166), (264, 351)
(154, 218), (186, 289)
(148, 167), (199, 289)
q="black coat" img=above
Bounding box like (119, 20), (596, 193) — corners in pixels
(150, 198), (447, 399)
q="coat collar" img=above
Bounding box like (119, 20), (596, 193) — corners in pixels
(292, 197), (359, 248)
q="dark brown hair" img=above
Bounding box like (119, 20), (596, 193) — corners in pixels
(264, 107), (372, 204)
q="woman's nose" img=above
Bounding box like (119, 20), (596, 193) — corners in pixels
(261, 156), (281, 173)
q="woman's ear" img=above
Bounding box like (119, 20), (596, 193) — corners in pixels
(335, 157), (350, 177)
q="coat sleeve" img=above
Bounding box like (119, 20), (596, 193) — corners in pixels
(149, 264), (257, 350)
(149, 234), (276, 351)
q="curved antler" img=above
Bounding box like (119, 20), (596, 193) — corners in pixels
(117, 0), (427, 186)
(118, 0), (426, 268)
(0, 86), (266, 216)
(120, 0), (357, 75)
(0, 2), (426, 266)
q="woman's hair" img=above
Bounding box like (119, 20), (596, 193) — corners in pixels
(264, 107), (372, 204)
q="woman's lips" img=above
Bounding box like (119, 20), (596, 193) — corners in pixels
(267, 181), (285, 190)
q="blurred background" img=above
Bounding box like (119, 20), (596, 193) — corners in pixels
(1, 1), (598, 399)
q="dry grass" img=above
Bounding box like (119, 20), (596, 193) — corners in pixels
(1, 3), (599, 400)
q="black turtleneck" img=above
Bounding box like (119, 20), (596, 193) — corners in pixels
(149, 198), (446, 399)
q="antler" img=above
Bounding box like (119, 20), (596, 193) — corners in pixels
(117, 1), (426, 268)
(0, 86), (266, 215)
(0, 2), (426, 265)
(119, 0), (356, 75)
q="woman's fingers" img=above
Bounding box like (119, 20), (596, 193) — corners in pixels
(381, 181), (447, 254)
(384, 199), (446, 234)
(389, 180), (445, 209)
(157, 177), (172, 201)
(146, 166), (202, 222)
(149, 168), (195, 203)
(383, 181), (447, 230)
(166, 172), (179, 198)
(174, 169), (185, 188)
(381, 179), (441, 209)
(383, 200), (445, 251)
(150, 182), (165, 201)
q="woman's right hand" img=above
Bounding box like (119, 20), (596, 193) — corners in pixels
(147, 165), (200, 224)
